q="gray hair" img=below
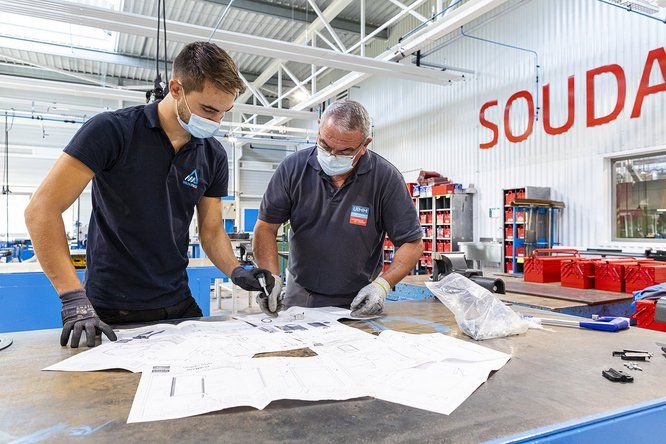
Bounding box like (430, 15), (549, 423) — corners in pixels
(320, 99), (372, 139)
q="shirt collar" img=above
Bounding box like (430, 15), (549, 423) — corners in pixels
(306, 145), (374, 176)
(144, 99), (204, 148)
(144, 100), (161, 129)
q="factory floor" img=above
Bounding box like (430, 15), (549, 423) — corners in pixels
(209, 284), (263, 316)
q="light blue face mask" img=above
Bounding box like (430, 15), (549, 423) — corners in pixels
(176, 88), (222, 139)
(316, 145), (357, 176)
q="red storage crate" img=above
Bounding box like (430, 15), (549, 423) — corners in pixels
(505, 226), (513, 239)
(443, 227), (451, 238)
(632, 300), (666, 332)
(443, 241), (451, 252)
(505, 243), (524, 257)
(517, 226), (525, 239)
(561, 259), (597, 289)
(625, 263), (666, 293)
(524, 249), (580, 283)
(515, 210), (525, 222)
(505, 208), (514, 221)
(505, 191), (515, 205)
(516, 190), (526, 200)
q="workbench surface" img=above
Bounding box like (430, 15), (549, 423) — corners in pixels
(2, 300), (666, 443)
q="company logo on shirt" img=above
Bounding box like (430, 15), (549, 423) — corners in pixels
(183, 169), (199, 189)
(349, 205), (369, 227)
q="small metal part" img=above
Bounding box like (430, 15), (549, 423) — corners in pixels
(602, 368), (634, 383)
(613, 350), (652, 361)
(624, 363), (643, 371)
(257, 275), (270, 296)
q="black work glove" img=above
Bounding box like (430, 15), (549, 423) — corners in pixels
(59, 289), (117, 348)
(230, 266), (276, 292)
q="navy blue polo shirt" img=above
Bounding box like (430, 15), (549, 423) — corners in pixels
(259, 146), (421, 297)
(63, 101), (228, 310)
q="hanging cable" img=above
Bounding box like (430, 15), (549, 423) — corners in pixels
(460, 26), (541, 121)
(162, 0), (168, 80)
(3, 110), (15, 243)
(147, 0), (169, 102)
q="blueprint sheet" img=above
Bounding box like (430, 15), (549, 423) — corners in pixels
(43, 307), (510, 423)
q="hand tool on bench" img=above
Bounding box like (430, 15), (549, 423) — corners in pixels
(531, 316), (630, 332)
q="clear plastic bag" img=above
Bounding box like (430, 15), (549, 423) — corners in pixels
(425, 273), (534, 340)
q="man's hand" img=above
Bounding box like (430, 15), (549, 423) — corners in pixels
(350, 277), (391, 317)
(59, 289), (117, 348)
(257, 274), (284, 318)
(231, 266), (276, 292)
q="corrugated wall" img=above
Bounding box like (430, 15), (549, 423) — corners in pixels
(351, 0), (666, 250)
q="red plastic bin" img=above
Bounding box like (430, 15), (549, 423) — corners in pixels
(625, 263), (666, 293)
(632, 300), (666, 332)
(561, 259), (598, 289)
(524, 249), (580, 283)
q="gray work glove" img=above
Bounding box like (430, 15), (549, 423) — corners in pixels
(350, 277), (391, 317)
(59, 289), (117, 348)
(231, 266), (275, 292)
(256, 274), (284, 318)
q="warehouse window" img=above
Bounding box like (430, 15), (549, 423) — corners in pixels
(612, 152), (666, 240)
(0, 1), (121, 52)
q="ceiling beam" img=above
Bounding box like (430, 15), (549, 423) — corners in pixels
(0, 36), (293, 88)
(203, 0), (387, 39)
(0, 75), (318, 120)
(0, 1), (461, 86)
(237, 0), (356, 103)
(256, 0), (509, 131)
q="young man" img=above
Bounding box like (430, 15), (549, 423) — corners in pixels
(26, 42), (276, 348)
(254, 100), (423, 318)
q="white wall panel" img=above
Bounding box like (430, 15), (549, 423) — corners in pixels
(352, 0), (666, 250)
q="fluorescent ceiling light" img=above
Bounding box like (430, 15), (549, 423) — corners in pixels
(0, 1), (121, 52)
(292, 89), (310, 103)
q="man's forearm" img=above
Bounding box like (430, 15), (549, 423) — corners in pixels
(381, 240), (424, 288)
(199, 228), (240, 276)
(253, 224), (280, 275)
(25, 208), (82, 294)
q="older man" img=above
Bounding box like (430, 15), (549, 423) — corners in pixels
(253, 100), (423, 317)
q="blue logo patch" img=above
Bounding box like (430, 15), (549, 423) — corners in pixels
(183, 169), (199, 189)
(350, 205), (369, 226)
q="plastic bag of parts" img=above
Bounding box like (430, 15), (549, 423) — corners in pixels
(426, 273), (537, 340)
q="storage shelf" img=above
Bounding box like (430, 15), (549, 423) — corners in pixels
(436, 237), (451, 240)
(505, 221), (525, 225)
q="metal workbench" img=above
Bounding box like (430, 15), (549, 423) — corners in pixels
(2, 300), (666, 443)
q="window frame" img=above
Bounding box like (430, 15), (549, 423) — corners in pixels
(611, 150), (666, 243)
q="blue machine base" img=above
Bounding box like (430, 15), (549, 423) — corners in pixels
(0, 266), (226, 333)
(489, 397), (666, 443)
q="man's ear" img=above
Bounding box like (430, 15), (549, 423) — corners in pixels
(364, 137), (373, 147)
(169, 79), (182, 99)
